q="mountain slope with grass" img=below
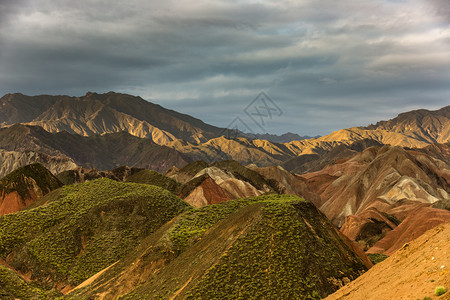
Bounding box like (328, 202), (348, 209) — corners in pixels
(125, 169), (181, 193)
(64, 194), (369, 299)
(0, 163), (62, 215)
(0, 265), (61, 299)
(0, 178), (190, 292)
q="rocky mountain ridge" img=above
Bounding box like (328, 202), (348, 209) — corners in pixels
(1, 93), (448, 169)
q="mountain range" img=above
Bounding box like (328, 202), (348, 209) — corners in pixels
(0, 91), (449, 299)
(0, 92), (448, 179)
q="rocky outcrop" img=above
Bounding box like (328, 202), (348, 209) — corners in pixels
(179, 164), (272, 207)
(300, 145), (449, 251)
(0, 92), (223, 144)
(0, 163), (62, 215)
(0, 124), (190, 173)
(367, 207), (450, 255)
(0, 149), (77, 178)
(302, 145), (449, 227)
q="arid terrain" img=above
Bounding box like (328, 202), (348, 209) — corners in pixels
(0, 92), (448, 299)
(326, 223), (450, 300)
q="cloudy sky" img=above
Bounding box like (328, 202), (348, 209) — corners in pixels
(0, 0), (449, 135)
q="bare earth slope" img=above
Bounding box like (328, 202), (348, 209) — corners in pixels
(167, 105), (449, 165)
(301, 144), (450, 252)
(0, 124), (190, 173)
(367, 207), (450, 255)
(0, 92), (223, 144)
(325, 223), (450, 300)
(173, 160), (275, 207)
(303, 145), (449, 226)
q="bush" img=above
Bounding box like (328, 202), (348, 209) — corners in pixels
(435, 286), (447, 296)
(366, 253), (388, 265)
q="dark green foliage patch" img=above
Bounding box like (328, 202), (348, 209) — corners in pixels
(126, 169), (180, 193)
(0, 178), (190, 287)
(366, 253), (389, 265)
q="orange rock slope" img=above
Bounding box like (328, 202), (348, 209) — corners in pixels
(326, 223), (450, 300)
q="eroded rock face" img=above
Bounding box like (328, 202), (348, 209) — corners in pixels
(183, 177), (232, 208)
(302, 145), (449, 225)
(367, 207), (450, 255)
(300, 144), (449, 250)
(340, 209), (396, 240)
(0, 149), (77, 179)
(181, 166), (268, 208)
(0, 163), (62, 215)
(0, 92), (223, 145)
(0, 190), (36, 215)
(0, 124), (190, 173)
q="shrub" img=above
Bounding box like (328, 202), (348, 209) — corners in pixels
(366, 253), (388, 265)
(435, 286), (447, 296)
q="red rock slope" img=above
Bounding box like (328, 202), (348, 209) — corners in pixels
(0, 163), (62, 215)
(367, 207), (450, 255)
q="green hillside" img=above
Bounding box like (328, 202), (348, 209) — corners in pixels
(0, 178), (190, 289)
(0, 265), (60, 300)
(126, 169), (181, 193)
(66, 194), (368, 299)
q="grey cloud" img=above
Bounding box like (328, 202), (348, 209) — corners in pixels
(0, 0), (448, 135)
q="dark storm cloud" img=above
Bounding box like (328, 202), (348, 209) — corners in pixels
(0, 0), (449, 135)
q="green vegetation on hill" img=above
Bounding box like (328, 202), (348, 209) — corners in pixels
(126, 169), (180, 193)
(55, 170), (80, 185)
(0, 163), (62, 199)
(0, 178), (190, 287)
(0, 265), (60, 299)
(366, 253), (389, 265)
(185, 198), (366, 299)
(21, 188), (63, 211)
(82, 194), (368, 300)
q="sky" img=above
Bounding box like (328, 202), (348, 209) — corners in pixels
(0, 0), (449, 136)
